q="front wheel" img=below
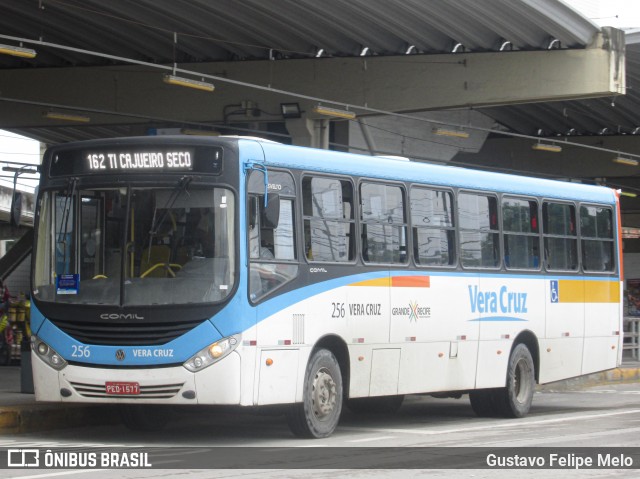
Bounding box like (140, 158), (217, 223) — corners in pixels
(493, 343), (536, 418)
(286, 349), (343, 438)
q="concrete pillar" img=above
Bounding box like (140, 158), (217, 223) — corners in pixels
(285, 118), (329, 149)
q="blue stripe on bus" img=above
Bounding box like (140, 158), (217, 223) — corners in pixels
(247, 141), (617, 205)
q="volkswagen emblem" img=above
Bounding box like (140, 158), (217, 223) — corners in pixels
(115, 349), (126, 361)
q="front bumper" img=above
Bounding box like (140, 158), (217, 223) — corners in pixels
(32, 350), (242, 405)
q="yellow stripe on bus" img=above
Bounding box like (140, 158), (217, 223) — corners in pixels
(350, 276), (430, 288)
(351, 278), (391, 287)
(558, 280), (620, 303)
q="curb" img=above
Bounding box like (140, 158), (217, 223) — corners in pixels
(539, 367), (640, 392)
(604, 367), (640, 382)
(0, 404), (117, 435)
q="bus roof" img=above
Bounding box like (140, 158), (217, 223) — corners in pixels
(42, 136), (616, 206)
(251, 140), (617, 205)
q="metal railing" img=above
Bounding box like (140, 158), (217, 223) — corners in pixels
(624, 317), (640, 360)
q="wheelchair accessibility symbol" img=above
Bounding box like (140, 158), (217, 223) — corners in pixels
(550, 280), (559, 303)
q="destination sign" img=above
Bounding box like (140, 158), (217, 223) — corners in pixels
(49, 146), (223, 177)
(87, 150), (193, 171)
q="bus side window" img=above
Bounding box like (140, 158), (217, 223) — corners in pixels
(502, 197), (539, 270)
(360, 182), (407, 265)
(458, 192), (499, 269)
(580, 205), (615, 272)
(410, 187), (455, 267)
(302, 176), (354, 263)
(543, 201), (578, 272)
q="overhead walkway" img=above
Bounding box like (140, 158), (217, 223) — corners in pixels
(0, 229), (32, 281)
(0, 184), (35, 291)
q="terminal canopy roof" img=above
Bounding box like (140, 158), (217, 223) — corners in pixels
(5, 1), (640, 214)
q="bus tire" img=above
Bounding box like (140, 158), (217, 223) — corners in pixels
(347, 395), (404, 414)
(494, 343), (536, 418)
(469, 389), (498, 417)
(286, 348), (343, 438)
(119, 404), (170, 432)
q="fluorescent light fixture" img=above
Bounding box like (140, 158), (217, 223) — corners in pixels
(43, 111), (90, 123)
(312, 105), (356, 120)
(432, 127), (470, 139)
(531, 142), (562, 153)
(0, 43), (36, 59)
(280, 103), (301, 119)
(163, 74), (214, 92)
(620, 191), (638, 198)
(180, 128), (219, 136)
(612, 157), (639, 166)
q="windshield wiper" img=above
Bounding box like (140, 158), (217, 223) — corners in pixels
(57, 177), (78, 271)
(145, 176), (192, 259)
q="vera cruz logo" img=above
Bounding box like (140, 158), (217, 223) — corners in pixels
(468, 285), (528, 321)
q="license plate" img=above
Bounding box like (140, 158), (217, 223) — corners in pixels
(105, 381), (140, 395)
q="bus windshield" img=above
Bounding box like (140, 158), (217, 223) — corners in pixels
(33, 183), (235, 306)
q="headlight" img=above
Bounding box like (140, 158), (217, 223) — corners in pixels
(31, 336), (67, 371)
(183, 334), (241, 372)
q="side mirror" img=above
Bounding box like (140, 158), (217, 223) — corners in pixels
(261, 193), (280, 229)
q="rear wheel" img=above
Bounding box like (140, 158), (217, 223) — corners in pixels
(286, 349), (343, 438)
(493, 343), (536, 418)
(119, 404), (170, 431)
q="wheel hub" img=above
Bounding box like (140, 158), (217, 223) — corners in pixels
(514, 358), (531, 403)
(312, 367), (337, 419)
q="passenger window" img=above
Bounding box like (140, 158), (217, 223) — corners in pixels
(458, 193), (499, 268)
(360, 182), (408, 264)
(543, 202), (578, 271)
(410, 187), (455, 266)
(302, 176), (355, 262)
(502, 197), (540, 270)
(580, 206), (615, 272)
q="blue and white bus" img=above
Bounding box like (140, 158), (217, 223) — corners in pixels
(30, 136), (623, 438)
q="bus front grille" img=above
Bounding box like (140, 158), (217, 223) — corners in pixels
(69, 381), (185, 399)
(48, 318), (203, 346)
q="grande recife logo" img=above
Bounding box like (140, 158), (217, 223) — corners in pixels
(392, 302), (431, 322)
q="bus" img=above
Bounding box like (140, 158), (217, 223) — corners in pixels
(30, 136), (623, 438)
